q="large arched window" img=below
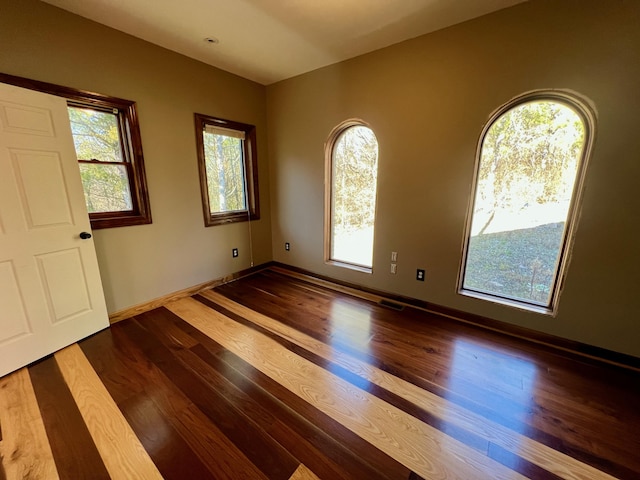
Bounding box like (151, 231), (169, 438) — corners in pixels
(459, 91), (595, 314)
(325, 120), (379, 271)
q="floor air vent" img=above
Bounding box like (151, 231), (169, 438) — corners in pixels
(379, 299), (405, 311)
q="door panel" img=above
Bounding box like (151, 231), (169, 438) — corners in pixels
(0, 100), (55, 136)
(12, 149), (74, 227)
(0, 83), (109, 377)
(36, 248), (92, 323)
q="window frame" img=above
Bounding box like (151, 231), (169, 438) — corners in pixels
(194, 113), (260, 227)
(324, 119), (379, 273)
(0, 72), (152, 229)
(457, 90), (596, 315)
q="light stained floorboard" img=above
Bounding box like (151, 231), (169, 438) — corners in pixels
(0, 368), (58, 480)
(289, 464), (322, 480)
(54, 344), (163, 480)
(200, 290), (616, 480)
(1, 268), (637, 479)
(167, 297), (527, 480)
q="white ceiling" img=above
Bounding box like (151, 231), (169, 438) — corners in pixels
(41, 0), (525, 85)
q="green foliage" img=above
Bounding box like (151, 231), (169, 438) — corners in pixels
(477, 101), (584, 214)
(68, 107), (122, 162)
(79, 164), (132, 213)
(332, 126), (378, 234)
(68, 107), (132, 213)
(203, 132), (246, 214)
(464, 100), (586, 305)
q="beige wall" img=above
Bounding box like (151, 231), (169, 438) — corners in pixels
(267, 0), (640, 357)
(3, 0), (639, 358)
(0, 0), (272, 313)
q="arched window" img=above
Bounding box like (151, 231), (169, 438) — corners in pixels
(459, 91), (595, 314)
(325, 121), (379, 271)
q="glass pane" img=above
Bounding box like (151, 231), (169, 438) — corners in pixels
(68, 106), (123, 162)
(331, 126), (379, 268)
(203, 131), (247, 214)
(463, 101), (585, 306)
(79, 163), (132, 213)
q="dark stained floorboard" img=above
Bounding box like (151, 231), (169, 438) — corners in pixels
(214, 269), (640, 478)
(28, 356), (111, 480)
(165, 304), (415, 479)
(81, 323), (270, 480)
(9, 267), (640, 479)
(191, 292), (636, 479)
(118, 317), (300, 480)
(117, 392), (215, 480)
(137, 306), (409, 480)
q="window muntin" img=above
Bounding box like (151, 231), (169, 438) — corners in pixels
(68, 105), (134, 214)
(66, 100), (150, 228)
(195, 114), (259, 226)
(326, 122), (379, 271)
(459, 92), (594, 313)
(0, 72), (152, 229)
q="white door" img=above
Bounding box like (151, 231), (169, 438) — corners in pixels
(0, 82), (109, 377)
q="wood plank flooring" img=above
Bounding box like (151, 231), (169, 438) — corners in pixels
(1, 268), (639, 479)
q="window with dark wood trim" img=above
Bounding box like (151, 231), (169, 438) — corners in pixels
(0, 72), (152, 229)
(194, 113), (260, 227)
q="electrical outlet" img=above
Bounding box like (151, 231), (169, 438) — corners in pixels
(416, 269), (425, 281)
(232, 248), (239, 258)
(391, 251), (397, 262)
(390, 263), (397, 274)
(285, 242), (290, 251)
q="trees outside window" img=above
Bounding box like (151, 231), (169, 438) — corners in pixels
(68, 106), (133, 214)
(459, 92), (595, 313)
(326, 121), (379, 271)
(66, 101), (151, 229)
(0, 73), (151, 229)
(194, 114), (259, 226)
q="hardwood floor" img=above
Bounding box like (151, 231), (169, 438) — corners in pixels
(1, 268), (639, 479)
